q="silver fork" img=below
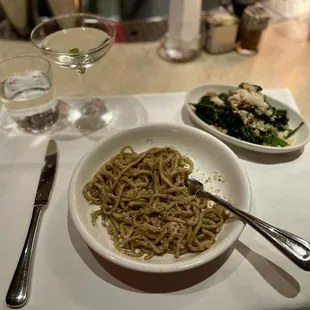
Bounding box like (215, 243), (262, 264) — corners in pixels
(187, 176), (310, 271)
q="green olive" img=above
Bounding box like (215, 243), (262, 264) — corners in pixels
(68, 48), (81, 54)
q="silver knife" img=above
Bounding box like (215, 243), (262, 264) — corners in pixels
(6, 139), (58, 308)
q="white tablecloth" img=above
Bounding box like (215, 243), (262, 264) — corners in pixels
(0, 90), (309, 310)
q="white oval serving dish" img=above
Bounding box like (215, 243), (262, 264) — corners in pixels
(185, 84), (310, 154)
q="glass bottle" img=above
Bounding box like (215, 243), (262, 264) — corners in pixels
(236, 5), (269, 56)
(158, 0), (202, 62)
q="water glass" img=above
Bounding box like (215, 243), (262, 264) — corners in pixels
(0, 55), (58, 133)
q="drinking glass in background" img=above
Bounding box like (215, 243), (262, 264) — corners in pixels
(0, 55), (58, 133)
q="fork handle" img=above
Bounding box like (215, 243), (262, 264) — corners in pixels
(199, 190), (310, 271)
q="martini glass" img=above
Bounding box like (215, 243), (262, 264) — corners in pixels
(30, 13), (116, 131)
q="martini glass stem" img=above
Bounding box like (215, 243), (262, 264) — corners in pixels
(78, 69), (98, 115)
(74, 67), (112, 132)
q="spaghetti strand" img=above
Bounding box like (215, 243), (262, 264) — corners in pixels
(83, 146), (228, 259)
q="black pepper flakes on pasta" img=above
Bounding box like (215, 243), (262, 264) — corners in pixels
(83, 146), (229, 260)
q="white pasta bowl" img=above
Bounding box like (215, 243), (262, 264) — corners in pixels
(68, 123), (251, 273)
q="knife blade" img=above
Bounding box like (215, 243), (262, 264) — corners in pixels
(6, 139), (58, 308)
(35, 139), (57, 205)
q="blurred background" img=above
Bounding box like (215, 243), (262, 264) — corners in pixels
(0, 0), (310, 42)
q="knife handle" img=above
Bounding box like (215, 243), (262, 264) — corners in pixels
(6, 205), (45, 308)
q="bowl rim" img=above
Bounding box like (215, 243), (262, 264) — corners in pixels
(184, 83), (310, 154)
(68, 122), (252, 273)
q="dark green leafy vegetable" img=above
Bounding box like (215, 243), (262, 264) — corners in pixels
(285, 122), (304, 139)
(269, 107), (288, 130)
(192, 86), (303, 147)
(262, 133), (288, 147)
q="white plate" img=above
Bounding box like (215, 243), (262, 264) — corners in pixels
(68, 123), (251, 273)
(185, 84), (310, 154)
